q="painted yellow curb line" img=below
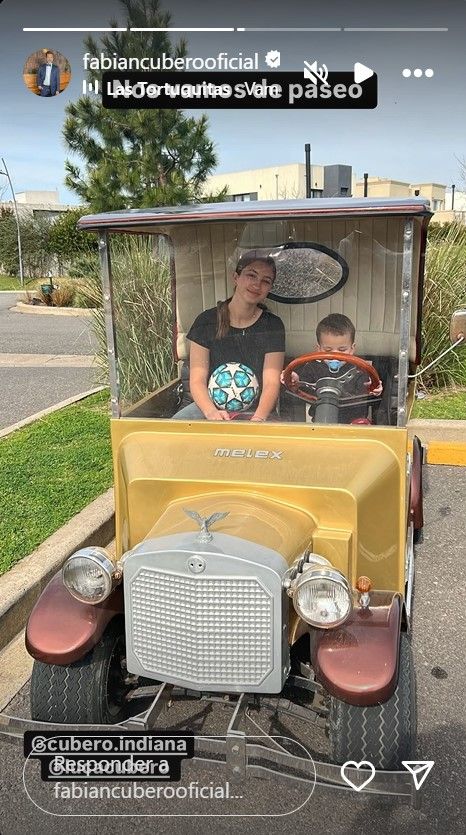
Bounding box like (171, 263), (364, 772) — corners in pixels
(408, 419), (466, 466)
(425, 442), (466, 466)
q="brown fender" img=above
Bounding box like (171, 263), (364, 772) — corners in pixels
(26, 572), (124, 665)
(410, 435), (424, 532)
(311, 594), (402, 706)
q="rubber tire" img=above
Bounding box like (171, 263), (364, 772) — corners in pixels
(30, 618), (130, 724)
(328, 632), (416, 770)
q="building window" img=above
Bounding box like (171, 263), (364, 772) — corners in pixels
(32, 209), (62, 220)
(432, 199), (444, 211)
(232, 193), (258, 202)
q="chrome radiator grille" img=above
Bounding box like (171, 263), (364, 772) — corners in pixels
(129, 568), (274, 687)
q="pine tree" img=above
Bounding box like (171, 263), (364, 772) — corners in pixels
(63, 0), (218, 211)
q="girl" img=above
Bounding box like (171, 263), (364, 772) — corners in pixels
(174, 251), (285, 421)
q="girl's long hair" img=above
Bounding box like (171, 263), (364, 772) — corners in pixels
(215, 251), (276, 339)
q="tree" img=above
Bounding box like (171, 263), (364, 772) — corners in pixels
(0, 211), (18, 275)
(63, 0), (219, 211)
(0, 213), (52, 279)
(47, 208), (97, 274)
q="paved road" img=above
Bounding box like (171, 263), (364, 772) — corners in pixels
(0, 293), (100, 430)
(0, 464), (465, 835)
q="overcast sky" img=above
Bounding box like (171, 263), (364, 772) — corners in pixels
(0, 0), (465, 204)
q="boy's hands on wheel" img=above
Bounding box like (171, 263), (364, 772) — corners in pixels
(280, 370), (300, 391)
(364, 379), (383, 396)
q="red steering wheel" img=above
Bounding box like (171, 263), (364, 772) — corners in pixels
(282, 352), (381, 404)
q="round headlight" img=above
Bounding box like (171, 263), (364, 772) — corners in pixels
(62, 547), (115, 604)
(293, 568), (352, 628)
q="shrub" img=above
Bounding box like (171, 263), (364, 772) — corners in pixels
(47, 208), (97, 275)
(36, 285), (54, 306)
(0, 214), (53, 278)
(50, 281), (76, 307)
(420, 222), (466, 388)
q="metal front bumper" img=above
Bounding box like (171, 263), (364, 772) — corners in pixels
(0, 683), (420, 807)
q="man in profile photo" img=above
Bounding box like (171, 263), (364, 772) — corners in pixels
(37, 50), (60, 96)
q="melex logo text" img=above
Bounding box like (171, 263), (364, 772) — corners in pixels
(214, 448), (283, 459)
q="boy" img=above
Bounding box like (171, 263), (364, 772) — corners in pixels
(282, 313), (383, 424)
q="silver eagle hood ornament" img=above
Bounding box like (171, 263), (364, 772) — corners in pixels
(183, 509), (229, 543)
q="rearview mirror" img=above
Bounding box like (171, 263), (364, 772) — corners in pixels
(450, 309), (466, 346)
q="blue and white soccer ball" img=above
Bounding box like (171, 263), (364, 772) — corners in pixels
(208, 362), (259, 412)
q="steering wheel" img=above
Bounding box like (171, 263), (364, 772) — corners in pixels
(282, 352), (381, 404)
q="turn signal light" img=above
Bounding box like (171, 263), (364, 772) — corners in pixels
(356, 576), (372, 594)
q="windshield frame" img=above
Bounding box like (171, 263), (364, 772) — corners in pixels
(90, 202), (428, 426)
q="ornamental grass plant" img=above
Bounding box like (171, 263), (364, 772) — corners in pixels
(75, 236), (175, 406)
(420, 222), (466, 389)
(49, 281), (76, 307)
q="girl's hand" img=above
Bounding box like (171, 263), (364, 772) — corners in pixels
(204, 408), (230, 420)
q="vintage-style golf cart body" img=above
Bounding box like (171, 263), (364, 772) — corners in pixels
(5, 197), (454, 802)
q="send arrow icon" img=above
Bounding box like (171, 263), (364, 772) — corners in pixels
(402, 761), (435, 790)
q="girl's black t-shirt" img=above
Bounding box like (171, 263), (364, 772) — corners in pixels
(187, 306), (285, 386)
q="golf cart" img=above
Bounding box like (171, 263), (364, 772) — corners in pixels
(3, 198), (464, 802)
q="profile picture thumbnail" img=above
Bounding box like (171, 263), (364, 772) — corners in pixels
(23, 48), (71, 97)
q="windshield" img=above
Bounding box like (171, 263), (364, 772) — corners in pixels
(103, 214), (422, 427)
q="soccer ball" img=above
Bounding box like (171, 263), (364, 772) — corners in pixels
(208, 362), (259, 412)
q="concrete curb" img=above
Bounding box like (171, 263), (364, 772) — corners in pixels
(0, 489), (115, 654)
(408, 418), (466, 441)
(0, 353), (95, 368)
(0, 386), (106, 439)
(12, 301), (92, 317)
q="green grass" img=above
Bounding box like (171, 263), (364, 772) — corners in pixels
(0, 275), (43, 291)
(412, 389), (466, 420)
(0, 391), (113, 576)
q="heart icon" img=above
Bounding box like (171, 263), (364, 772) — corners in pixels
(340, 760), (376, 792)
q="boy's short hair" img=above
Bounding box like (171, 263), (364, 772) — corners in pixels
(316, 313), (355, 344)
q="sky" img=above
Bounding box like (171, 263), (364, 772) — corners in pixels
(0, 0), (465, 204)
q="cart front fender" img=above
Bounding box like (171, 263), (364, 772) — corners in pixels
(311, 594), (402, 706)
(26, 573), (124, 665)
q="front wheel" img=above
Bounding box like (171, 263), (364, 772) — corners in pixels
(30, 618), (131, 724)
(328, 632), (416, 770)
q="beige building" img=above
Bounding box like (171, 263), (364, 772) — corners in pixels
(409, 183), (446, 211)
(353, 178), (408, 199)
(354, 178), (446, 211)
(15, 189), (61, 204)
(206, 164), (449, 219)
(206, 163), (325, 201)
(431, 189), (466, 224)
(1, 190), (74, 221)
